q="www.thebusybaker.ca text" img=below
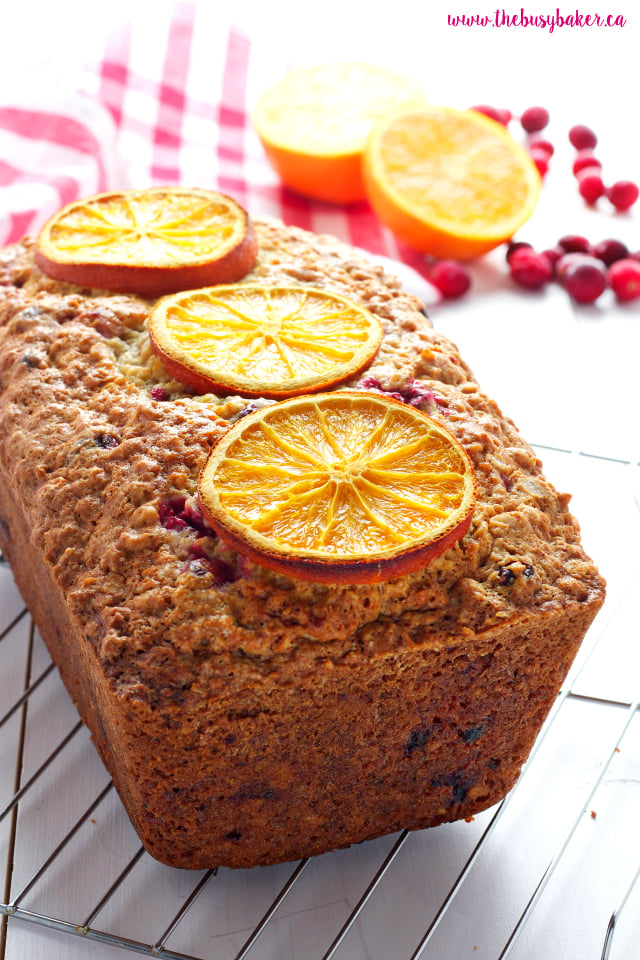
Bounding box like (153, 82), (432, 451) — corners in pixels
(448, 9), (626, 31)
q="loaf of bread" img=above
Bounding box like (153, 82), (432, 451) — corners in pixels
(0, 218), (605, 870)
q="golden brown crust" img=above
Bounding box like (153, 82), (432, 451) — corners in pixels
(0, 218), (605, 869)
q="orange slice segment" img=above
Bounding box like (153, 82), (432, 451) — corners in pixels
(363, 105), (541, 259)
(253, 62), (426, 203)
(35, 187), (258, 298)
(198, 391), (476, 583)
(149, 284), (384, 399)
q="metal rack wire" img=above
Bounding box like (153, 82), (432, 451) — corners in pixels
(1, 445), (639, 960)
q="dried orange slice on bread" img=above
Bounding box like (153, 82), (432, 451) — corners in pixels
(253, 62), (426, 203)
(35, 187), (257, 298)
(149, 284), (383, 398)
(363, 105), (540, 259)
(198, 391), (476, 583)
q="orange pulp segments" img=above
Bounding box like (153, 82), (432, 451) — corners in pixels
(35, 187), (258, 298)
(363, 105), (541, 259)
(149, 284), (384, 399)
(253, 62), (426, 204)
(198, 391), (476, 583)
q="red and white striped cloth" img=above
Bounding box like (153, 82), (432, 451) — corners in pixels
(0, 2), (439, 303)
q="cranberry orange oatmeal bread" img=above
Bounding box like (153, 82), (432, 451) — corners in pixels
(0, 205), (605, 870)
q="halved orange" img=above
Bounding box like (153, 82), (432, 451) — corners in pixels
(35, 187), (258, 298)
(363, 105), (541, 259)
(149, 284), (384, 399)
(253, 62), (426, 204)
(198, 391), (476, 583)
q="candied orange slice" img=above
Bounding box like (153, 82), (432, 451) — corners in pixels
(35, 187), (258, 298)
(149, 284), (384, 398)
(253, 62), (426, 203)
(198, 391), (476, 583)
(363, 105), (540, 259)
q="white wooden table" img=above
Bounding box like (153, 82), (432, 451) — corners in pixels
(2, 2), (640, 957)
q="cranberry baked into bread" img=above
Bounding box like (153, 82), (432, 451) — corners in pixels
(0, 217), (605, 869)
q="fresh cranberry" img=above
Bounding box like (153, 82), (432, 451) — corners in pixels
(572, 151), (602, 176)
(508, 247), (553, 290)
(558, 235), (591, 254)
(470, 104), (511, 125)
(541, 247), (564, 272)
(555, 253), (582, 281)
(506, 240), (533, 263)
(608, 258), (640, 302)
(607, 180), (639, 212)
(430, 260), (471, 299)
(569, 124), (598, 150)
(557, 254), (608, 304)
(520, 106), (549, 133)
(529, 147), (550, 177)
(528, 137), (554, 157)
(577, 169), (605, 204)
(591, 238), (629, 266)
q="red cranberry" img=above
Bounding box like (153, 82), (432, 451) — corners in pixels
(187, 550), (236, 584)
(591, 238), (629, 266)
(506, 240), (532, 263)
(529, 147), (549, 177)
(555, 252), (582, 281)
(360, 375), (444, 410)
(158, 498), (189, 531)
(520, 106), (549, 133)
(558, 234), (591, 254)
(607, 180), (639, 212)
(470, 105), (511, 125)
(608, 259), (640, 302)
(572, 151), (602, 176)
(508, 247), (553, 290)
(528, 137), (554, 157)
(430, 260), (471, 299)
(569, 124), (597, 150)
(541, 247), (564, 272)
(577, 169), (605, 204)
(150, 385), (169, 401)
(557, 254), (608, 304)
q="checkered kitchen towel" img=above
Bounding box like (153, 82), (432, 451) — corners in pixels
(0, 1), (438, 303)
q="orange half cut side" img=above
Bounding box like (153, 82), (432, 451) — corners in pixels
(253, 62), (426, 203)
(149, 284), (384, 398)
(35, 187), (258, 298)
(198, 391), (476, 583)
(363, 105), (541, 259)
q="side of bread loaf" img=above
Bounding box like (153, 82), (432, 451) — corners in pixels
(0, 220), (605, 869)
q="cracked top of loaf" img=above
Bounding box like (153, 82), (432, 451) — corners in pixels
(0, 218), (605, 693)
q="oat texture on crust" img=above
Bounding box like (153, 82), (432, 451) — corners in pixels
(0, 218), (605, 869)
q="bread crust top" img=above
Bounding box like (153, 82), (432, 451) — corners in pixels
(0, 219), (604, 693)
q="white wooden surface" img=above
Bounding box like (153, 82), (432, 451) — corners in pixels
(2, 2), (640, 958)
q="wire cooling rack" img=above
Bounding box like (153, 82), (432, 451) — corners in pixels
(1, 444), (639, 960)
